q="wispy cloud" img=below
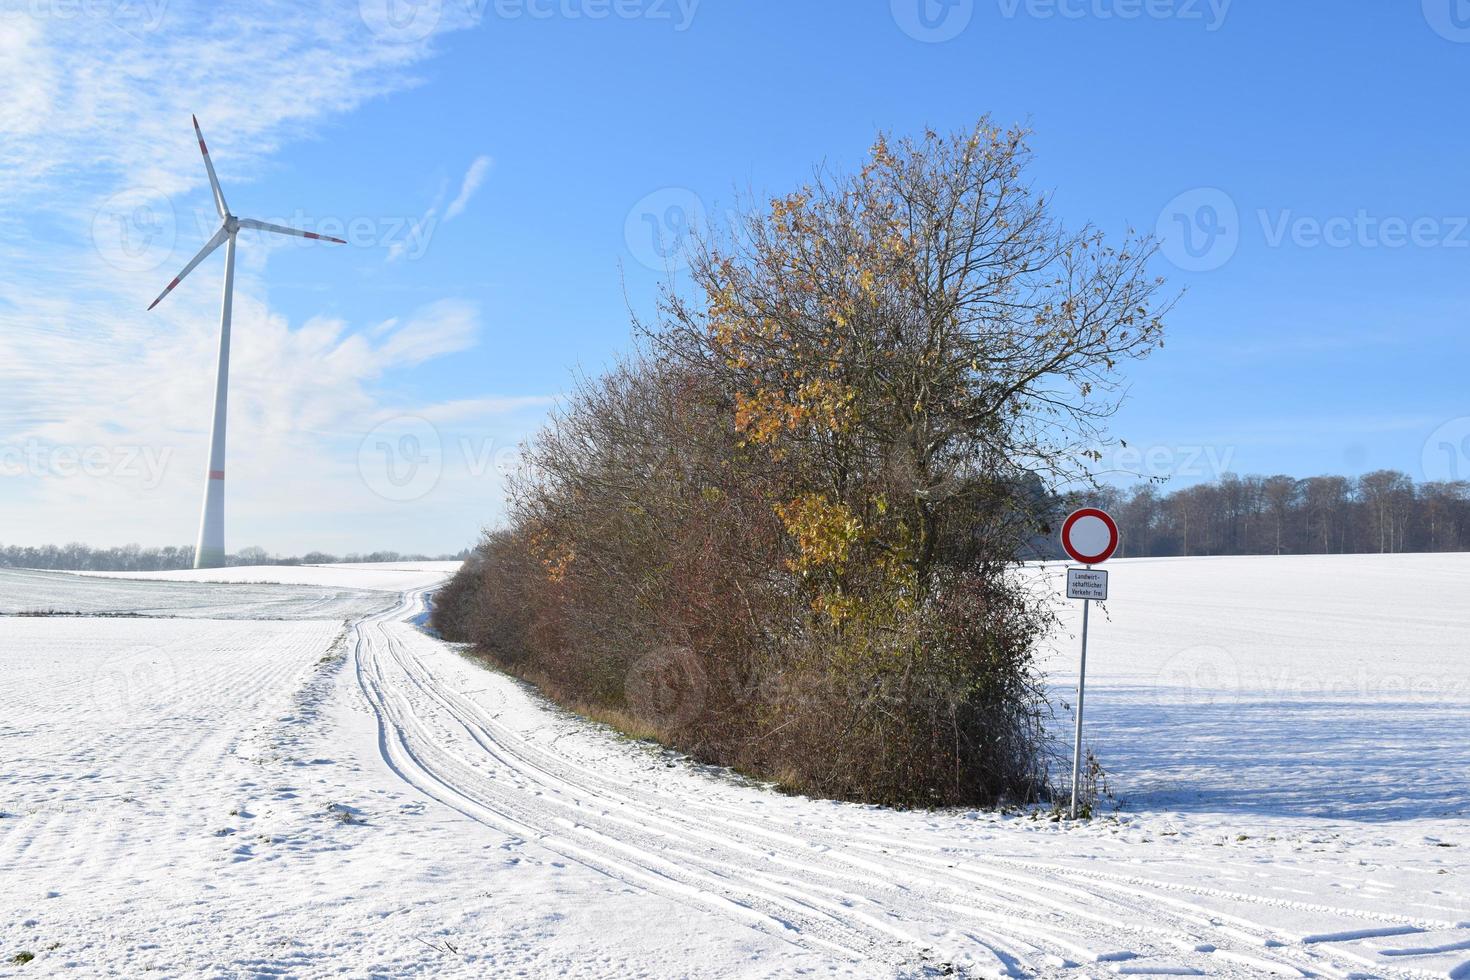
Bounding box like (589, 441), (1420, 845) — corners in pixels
(385, 155), (494, 261)
(446, 155), (494, 221)
(0, 3), (474, 211)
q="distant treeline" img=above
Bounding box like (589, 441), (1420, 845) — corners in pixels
(0, 543), (469, 572)
(1087, 470), (1469, 558)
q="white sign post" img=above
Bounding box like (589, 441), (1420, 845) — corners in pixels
(1060, 508), (1120, 819)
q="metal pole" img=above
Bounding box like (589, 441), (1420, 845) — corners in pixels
(1069, 575), (1091, 819)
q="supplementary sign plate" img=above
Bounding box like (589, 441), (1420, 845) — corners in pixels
(1067, 567), (1109, 601)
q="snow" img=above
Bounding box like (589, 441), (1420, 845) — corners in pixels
(1038, 553), (1470, 820)
(68, 560), (463, 592)
(0, 567), (397, 620)
(1, 555), (1466, 977)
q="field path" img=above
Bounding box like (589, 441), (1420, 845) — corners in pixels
(350, 588), (1470, 979)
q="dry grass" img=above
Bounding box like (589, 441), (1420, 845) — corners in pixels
(456, 650), (672, 746)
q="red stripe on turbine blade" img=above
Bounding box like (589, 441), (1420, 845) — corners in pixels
(304, 231), (320, 239)
(147, 277), (179, 311)
(208, 470), (225, 480)
(199, 139), (208, 154)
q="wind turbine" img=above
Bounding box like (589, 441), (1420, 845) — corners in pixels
(148, 115), (344, 569)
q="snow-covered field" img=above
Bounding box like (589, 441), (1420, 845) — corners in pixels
(1039, 554), (1470, 820)
(0, 568), (397, 620)
(1, 556), (1465, 977)
(69, 560), (462, 593)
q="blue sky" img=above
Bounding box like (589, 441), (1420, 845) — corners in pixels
(2, 0), (1467, 554)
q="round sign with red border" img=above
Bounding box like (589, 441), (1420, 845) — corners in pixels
(1061, 508), (1119, 565)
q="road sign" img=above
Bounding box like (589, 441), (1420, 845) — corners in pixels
(1059, 506), (1119, 820)
(1067, 567), (1109, 601)
(1061, 507), (1119, 565)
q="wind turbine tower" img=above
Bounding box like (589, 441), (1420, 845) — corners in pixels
(148, 116), (344, 568)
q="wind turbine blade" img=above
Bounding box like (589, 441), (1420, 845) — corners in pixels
(192, 114), (229, 219)
(147, 226), (228, 310)
(238, 217), (346, 244)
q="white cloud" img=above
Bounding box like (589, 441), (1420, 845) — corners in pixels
(0, 272), (544, 550)
(0, 17), (53, 139)
(445, 155), (494, 221)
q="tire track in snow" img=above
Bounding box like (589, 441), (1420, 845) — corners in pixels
(359, 593), (1299, 975)
(375, 618), (1322, 976)
(354, 588), (1466, 979)
(352, 611), (897, 969)
(354, 597), (1147, 973)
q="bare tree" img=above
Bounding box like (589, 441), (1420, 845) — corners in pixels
(1261, 475), (1299, 555)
